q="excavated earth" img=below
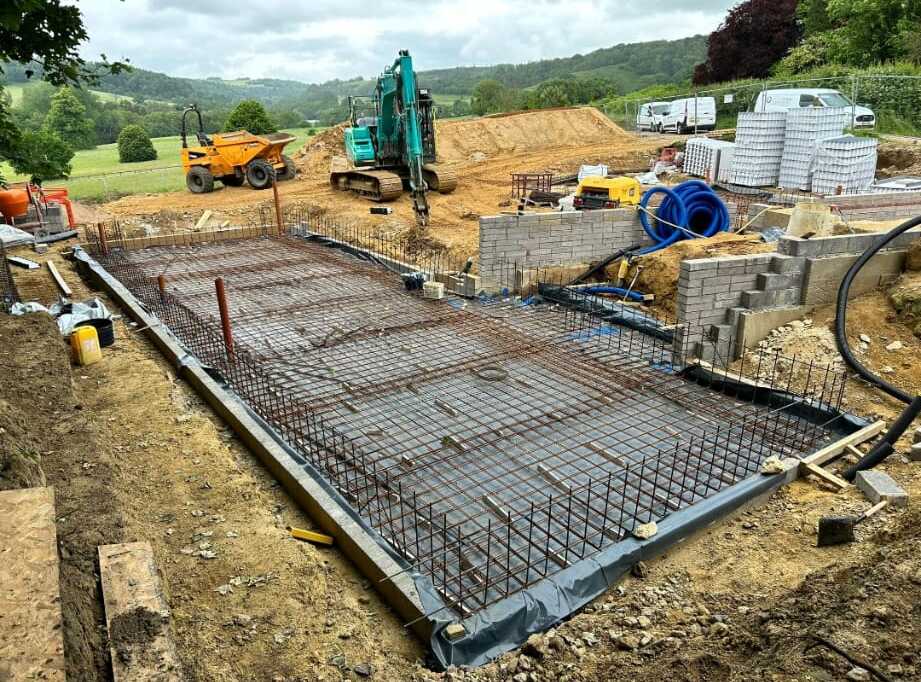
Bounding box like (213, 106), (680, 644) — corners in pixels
(100, 107), (665, 256)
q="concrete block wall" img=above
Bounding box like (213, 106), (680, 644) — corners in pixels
(824, 192), (921, 222)
(478, 209), (650, 290)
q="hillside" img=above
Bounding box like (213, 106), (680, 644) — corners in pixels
(2, 36), (705, 115)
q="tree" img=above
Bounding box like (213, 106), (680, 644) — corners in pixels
(471, 79), (514, 115)
(824, 0), (921, 66)
(7, 129), (73, 180)
(798, 0), (833, 35)
(117, 124), (156, 163)
(224, 100), (277, 134)
(43, 86), (95, 149)
(693, 0), (800, 84)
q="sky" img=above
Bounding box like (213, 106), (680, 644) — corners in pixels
(75, 0), (737, 84)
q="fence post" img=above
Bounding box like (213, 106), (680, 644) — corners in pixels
(214, 277), (235, 360)
(271, 168), (284, 236)
(157, 274), (167, 300)
(851, 75), (858, 130)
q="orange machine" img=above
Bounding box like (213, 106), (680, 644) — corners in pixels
(180, 105), (297, 193)
(0, 183), (76, 241)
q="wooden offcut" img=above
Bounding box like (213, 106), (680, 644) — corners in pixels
(47, 260), (72, 297)
(0, 487), (66, 681)
(98, 542), (182, 681)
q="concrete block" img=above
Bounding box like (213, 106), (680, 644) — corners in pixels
(855, 470), (908, 507)
(771, 255), (806, 274)
(737, 305), (811, 353)
(757, 272), (803, 291)
(802, 251), (906, 306)
(741, 288), (800, 309)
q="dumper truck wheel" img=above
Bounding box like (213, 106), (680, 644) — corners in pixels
(246, 159), (274, 190)
(186, 166), (214, 193)
(277, 155), (297, 181)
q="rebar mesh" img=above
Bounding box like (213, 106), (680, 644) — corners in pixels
(0, 239), (20, 313)
(83, 219), (849, 622)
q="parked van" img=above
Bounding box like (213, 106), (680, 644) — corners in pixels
(660, 97), (717, 133)
(754, 88), (876, 128)
(636, 101), (670, 131)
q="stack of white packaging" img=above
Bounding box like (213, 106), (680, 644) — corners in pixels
(778, 108), (850, 190)
(684, 138), (736, 181)
(727, 112), (787, 187)
(812, 135), (878, 195)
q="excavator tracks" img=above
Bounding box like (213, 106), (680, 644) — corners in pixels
(330, 163), (404, 202)
(422, 164), (458, 194)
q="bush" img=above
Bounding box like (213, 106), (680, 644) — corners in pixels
(307, 128), (317, 136)
(224, 100), (277, 134)
(117, 124), (157, 163)
(8, 130), (74, 181)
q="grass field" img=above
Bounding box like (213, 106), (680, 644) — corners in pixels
(1, 127), (316, 202)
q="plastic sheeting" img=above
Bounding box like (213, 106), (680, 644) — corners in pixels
(11, 297), (112, 336)
(0, 224), (35, 248)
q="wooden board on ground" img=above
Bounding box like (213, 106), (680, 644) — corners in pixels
(0, 487), (65, 681)
(98, 541), (182, 681)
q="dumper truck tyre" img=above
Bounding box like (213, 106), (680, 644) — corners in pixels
(246, 159), (275, 190)
(277, 155), (297, 181)
(186, 166), (214, 193)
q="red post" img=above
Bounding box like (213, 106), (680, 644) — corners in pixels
(157, 274), (167, 299)
(214, 277), (234, 359)
(271, 169), (284, 236)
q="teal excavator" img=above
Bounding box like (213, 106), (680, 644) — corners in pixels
(330, 50), (457, 225)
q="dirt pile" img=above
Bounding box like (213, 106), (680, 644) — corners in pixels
(434, 107), (631, 162)
(291, 123), (346, 175)
(877, 140), (921, 177)
(888, 271), (921, 336)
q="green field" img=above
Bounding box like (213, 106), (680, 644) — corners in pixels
(1, 127), (316, 202)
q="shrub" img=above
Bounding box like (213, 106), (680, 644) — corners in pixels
(117, 124), (157, 163)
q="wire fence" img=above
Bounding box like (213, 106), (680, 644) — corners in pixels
(0, 239), (20, 313)
(607, 74), (921, 136)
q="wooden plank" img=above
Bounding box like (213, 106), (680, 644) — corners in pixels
(800, 461), (850, 490)
(46, 260), (72, 297)
(193, 210), (212, 231)
(98, 542), (182, 682)
(0, 487), (66, 681)
(800, 420), (886, 467)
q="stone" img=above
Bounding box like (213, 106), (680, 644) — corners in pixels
(885, 340), (904, 351)
(914, 427), (921, 444)
(522, 633), (548, 659)
(708, 622), (729, 637)
(855, 470), (909, 507)
(910, 443), (921, 462)
(631, 561), (649, 579)
(632, 522), (658, 540)
(761, 456), (786, 474)
(859, 334), (872, 344)
(846, 667), (871, 681)
(353, 662), (373, 678)
(637, 615), (652, 629)
(444, 623), (466, 641)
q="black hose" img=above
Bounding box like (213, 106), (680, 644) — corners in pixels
(834, 214), (921, 480)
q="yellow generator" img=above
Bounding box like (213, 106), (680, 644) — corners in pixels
(180, 105), (296, 193)
(573, 176), (642, 210)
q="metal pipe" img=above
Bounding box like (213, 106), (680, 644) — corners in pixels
(214, 277), (235, 359)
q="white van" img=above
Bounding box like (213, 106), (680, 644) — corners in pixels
(660, 97), (717, 133)
(636, 101), (670, 131)
(754, 88), (876, 128)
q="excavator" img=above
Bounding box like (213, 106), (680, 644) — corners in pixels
(330, 50), (457, 225)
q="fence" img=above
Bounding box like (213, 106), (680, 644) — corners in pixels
(81, 215), (849, 622)
(48, 166), (185, 203)
(0, 239), (20, 313)
(607, 74), (921, 136)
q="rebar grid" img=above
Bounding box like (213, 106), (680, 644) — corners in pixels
(84, 221), (849, 622)
(0, 239), (20, 313)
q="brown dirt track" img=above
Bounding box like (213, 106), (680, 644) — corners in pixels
(100, 107), (665, 256)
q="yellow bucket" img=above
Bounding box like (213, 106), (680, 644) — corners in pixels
(71, 325), (102, 366)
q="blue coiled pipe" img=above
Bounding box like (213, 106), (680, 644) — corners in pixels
(579, 286), (646, 302)
(637, 180), (730, 255)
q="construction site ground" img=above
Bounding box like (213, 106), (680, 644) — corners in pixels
(97, 107), (664, 257)
(1, 238), (920, 681)
(3, 107), (921, 680)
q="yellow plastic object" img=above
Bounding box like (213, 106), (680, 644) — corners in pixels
(574, 176), (642, 209)
(288, 526), (334, 546)
(71, 326), (102, 366)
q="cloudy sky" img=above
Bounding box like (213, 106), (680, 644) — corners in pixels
(75, 1), (735, 84)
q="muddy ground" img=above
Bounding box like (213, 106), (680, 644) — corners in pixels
(1, 238), (920, 681)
